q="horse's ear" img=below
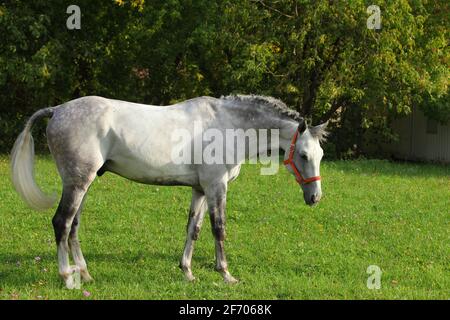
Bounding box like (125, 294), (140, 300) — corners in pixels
(309, 121), (329, 142)
(297, 118), (307, 133)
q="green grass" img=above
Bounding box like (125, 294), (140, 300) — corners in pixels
(0, 156), (449, 299)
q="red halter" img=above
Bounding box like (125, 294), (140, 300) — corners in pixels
(283, 130), (321, 185)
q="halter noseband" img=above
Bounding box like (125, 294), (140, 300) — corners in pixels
(283, 129), (321, 185)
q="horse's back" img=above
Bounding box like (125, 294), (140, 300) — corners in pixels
(45, 95), (225, 187)
(49, 95), (221, 128)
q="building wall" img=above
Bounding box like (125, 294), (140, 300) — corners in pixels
(390, 107), (450, 163)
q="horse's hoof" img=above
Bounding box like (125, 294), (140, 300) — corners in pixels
(63, 274), (77, 289)
(186, 275), (196, 282)
(223, 274), (239, 284)
(81, 270), (94, 283)
(60, 266), (79, 289)
(184, 271), (196, 282)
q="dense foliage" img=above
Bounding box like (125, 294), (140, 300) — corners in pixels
(0, 0), (448, 156)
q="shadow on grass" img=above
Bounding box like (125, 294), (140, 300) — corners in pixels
(0, 250), (215, 288)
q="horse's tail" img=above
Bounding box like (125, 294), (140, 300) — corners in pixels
(11, 107), (57, 211)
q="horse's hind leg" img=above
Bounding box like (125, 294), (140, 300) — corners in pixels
(52, 167), (96, 289)
(68, 194), (93, 282)
(180, 188), (207, 281)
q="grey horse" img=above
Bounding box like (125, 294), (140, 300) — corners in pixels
(11, 95), (327, 288)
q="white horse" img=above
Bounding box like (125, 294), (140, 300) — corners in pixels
(11, 95), (327, 288)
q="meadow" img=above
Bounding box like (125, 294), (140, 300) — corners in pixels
(0, 156), (448, 299)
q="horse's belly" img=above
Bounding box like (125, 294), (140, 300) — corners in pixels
(104, 155), (198, 186)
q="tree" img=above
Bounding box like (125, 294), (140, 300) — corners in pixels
(0, 0), (447, 157)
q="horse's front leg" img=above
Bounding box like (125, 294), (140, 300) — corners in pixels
(205, 182), (238, 284)
(180, 188), (207, 281)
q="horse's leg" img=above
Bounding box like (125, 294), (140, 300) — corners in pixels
(52, 179), (94, 289)
(205, 182), (238, 284)
(180, 188), (207, 281)
(68, 193), (93, 282)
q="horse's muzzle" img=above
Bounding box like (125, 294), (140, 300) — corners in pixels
(305, 193), (321, 206)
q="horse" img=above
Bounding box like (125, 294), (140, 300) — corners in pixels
(11, 94), (328, 289)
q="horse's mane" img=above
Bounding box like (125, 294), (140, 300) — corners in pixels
(221, 94), (302, 122)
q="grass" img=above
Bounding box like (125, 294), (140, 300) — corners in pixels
(0, 155), (449, 300)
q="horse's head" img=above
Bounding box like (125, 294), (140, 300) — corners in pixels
(283, 119), (328, 206)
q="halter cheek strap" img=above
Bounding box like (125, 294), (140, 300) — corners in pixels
(283, 130), (321, 185)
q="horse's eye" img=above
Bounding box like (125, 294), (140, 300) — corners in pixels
(300, 154), (308, 161)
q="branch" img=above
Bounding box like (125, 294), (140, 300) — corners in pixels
(252, 0), (295, 19)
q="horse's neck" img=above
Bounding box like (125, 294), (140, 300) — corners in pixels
(229, 106), (298, 153)
(277, 121), (299, 152)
